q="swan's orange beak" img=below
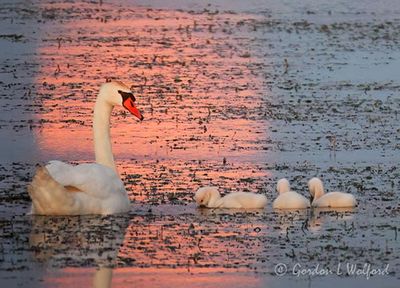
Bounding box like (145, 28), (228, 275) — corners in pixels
(119, 90), (144, 121)
(123, 97), (144, 121)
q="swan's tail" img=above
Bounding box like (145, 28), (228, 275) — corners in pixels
(28, 166), (75, 215)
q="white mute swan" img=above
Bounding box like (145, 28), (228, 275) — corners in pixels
(308, 177), (357, 208)
(195, 186), (267, 209)
(28, 81), (143, 215)
(272, 178), (310, 209)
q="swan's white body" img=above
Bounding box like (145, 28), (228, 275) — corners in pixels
(195, 186), (267, 209)
(28, 82), (142, 215)
(273, 178), (310, 209)
(308, 177), (357, 208)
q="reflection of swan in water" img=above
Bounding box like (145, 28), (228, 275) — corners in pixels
(29, 215), (130, 287)
(308, 207), (356, 232)
(28, 82), (143, 215)
(273, 207), (355, 234)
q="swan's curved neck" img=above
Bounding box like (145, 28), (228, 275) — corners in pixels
(208, 192), (222, 207)
(314, 184), (325, 200)
(93, 267), (113, 288)
(93, 95), (117, 173)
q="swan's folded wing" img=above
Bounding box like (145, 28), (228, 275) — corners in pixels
(46, 161), (125, 199)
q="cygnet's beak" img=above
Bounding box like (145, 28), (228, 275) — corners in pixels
(195, 197), (206, 208)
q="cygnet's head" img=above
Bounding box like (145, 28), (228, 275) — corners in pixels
(276, 178), (290, 194)
(195, 186), (219, 207)
(99, 81), (144, 121)
(308, 177), (325, 203)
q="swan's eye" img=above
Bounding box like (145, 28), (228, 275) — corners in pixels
(118, 90), (136, 102)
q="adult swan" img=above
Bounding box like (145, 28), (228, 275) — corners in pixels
(28, 81), (143, 215)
